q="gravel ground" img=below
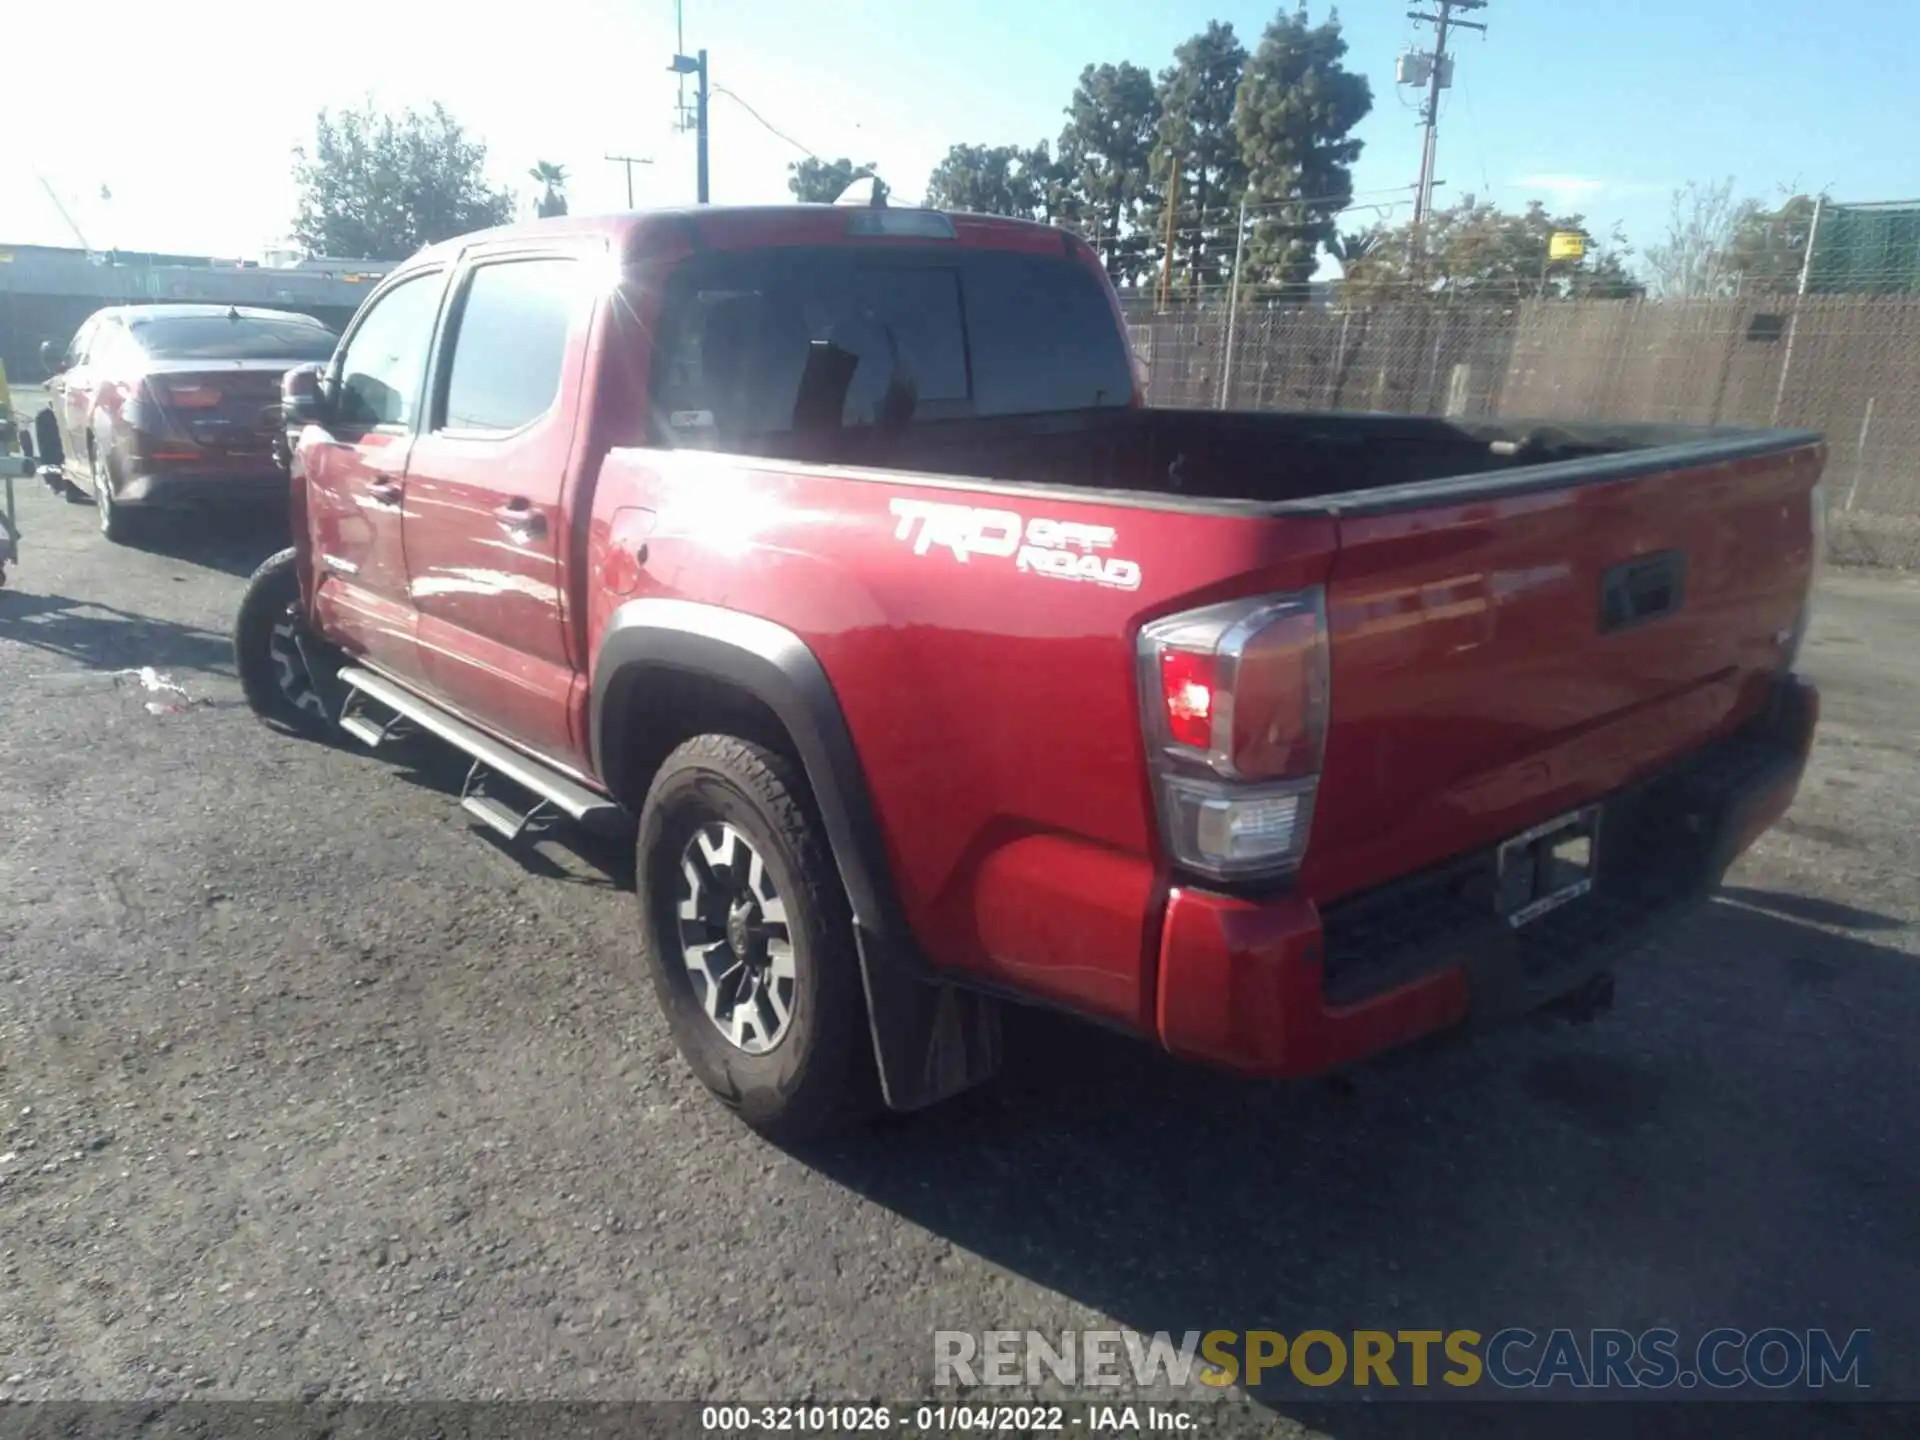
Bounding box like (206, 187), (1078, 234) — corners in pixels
(1, 423), (1916, 1435)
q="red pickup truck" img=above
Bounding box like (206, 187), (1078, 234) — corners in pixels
(237, 203), (1826, 1139)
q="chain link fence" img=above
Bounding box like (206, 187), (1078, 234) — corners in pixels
(1125, 294), (1920, 569)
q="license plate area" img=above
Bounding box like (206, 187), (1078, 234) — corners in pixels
(1496, 805), (1601, 928)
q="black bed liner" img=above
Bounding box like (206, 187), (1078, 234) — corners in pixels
(660, 405), (1823, 521)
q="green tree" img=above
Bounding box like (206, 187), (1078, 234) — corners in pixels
(1023, 142), (1079, 227)
(1338, 196), (1643, 304)
(1056, 61), (1161, 285)
(924, 143), (1048, 218)
(1233, 5), (1372, 300)
(1722, 193), (1822, 295)
(1154, 21), (1249, 299)
(788, 157), (888, 204)
(292, 101), (516, 260)
(529, 160), (569, 219)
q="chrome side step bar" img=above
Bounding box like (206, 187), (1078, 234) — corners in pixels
(338, 687), (414, 749)
(335, 666), (625, 836)
(459, 759), (554, 841)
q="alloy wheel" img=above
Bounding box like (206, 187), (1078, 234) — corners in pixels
(676, 822), (798, 1054)
(267, 607), (329, 720)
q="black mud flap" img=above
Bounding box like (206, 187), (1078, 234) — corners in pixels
(32, 407), (63, 468)
(854, 926), (1004, 1112)
(1700, 678), (1816, 882)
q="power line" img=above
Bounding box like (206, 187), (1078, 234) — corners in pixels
(709, 85), (821, 163)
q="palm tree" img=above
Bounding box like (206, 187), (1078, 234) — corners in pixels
(1326, 229), (1382, 269)
(529, 161), (568, 219)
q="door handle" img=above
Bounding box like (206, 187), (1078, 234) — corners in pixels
(368, 475), (402, 504)
(494, 500), (548, 542)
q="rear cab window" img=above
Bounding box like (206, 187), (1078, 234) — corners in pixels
(647, 244), (1134, 449)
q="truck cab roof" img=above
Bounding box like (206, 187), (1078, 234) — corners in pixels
(409, 205), (1085, 269)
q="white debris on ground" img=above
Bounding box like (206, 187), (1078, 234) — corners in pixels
(22, 665), (209, 713)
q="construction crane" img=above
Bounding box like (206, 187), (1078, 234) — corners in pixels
(33, 170), (93, 252)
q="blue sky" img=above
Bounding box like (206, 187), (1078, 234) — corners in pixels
(7, 0), (1916, 262)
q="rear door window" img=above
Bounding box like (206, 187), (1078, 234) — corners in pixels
(649, 244), (1131, 447)
(437, 257), (577, 433)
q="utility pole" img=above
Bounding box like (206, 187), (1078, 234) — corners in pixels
(670, 49), (710, 204)
(604, 154), (653, 209)
(1157, 152), (1180, 310)
(1403, 1), (1487, 238)
(673, 0), (693, 134)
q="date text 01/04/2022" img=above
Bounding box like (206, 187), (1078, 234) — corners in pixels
(699, 1402), (1198, 1432)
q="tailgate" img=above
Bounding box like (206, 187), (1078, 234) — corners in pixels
(1300, 436), (1825, 903)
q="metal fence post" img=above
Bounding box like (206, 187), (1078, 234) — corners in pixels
(1217, 193), (1249, 410)
(1845, 396), (1875, 512)
(1770, 196), (1825, 427)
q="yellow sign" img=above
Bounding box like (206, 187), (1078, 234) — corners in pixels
(1548, 231), (1586, 261)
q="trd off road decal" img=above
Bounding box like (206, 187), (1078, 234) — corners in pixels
(887, 498), (1142, 592)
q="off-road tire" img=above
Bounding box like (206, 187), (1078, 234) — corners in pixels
(637, 734), (877, 1141)
(234, 547), (332, 736)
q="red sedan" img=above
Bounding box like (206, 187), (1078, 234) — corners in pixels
(41, 303), (338, 542)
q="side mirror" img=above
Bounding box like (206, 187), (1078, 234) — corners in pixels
(281, 363), (332, 426)
(39, 340), (59, 373)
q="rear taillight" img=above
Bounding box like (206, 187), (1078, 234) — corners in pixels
(1158, 650), (1217, 749)
(155, 380), (223, 409)
(1138, 589), (1330, 880)
(1780, 480), (1828, 674)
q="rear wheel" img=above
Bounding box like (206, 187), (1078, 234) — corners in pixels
(637, 735), (876, 1141)
(235, 547), (332, 735)
(92, 446), (136, 544)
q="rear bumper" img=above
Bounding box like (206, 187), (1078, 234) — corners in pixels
(1154, 675), (1821, 1077)
(116, 465), (287, 508)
